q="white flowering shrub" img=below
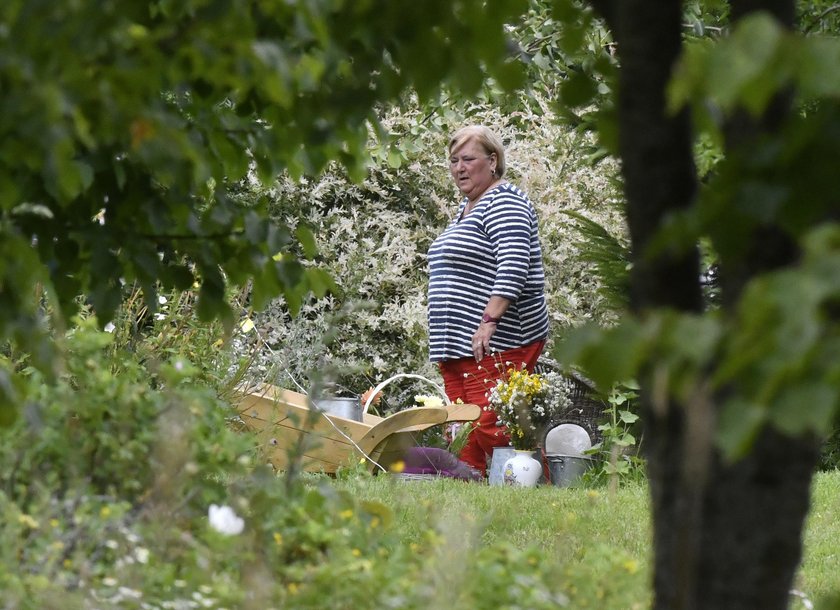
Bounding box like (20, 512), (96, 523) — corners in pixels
(230, 92), (626, 411)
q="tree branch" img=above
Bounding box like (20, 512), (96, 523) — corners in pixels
(803, 3), (840, 33)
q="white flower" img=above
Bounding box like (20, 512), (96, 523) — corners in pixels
(414, 394), (444, 407)
(208, 504), (244, 536)
(104, 322), (116, 333)
(158, 295), (168, 305)
(135, 547), (149, 564)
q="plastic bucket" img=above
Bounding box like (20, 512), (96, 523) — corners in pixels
(546, 454), (593, 487)
(313, 397), (363, 422)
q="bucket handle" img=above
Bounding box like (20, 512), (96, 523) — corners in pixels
(362, 374), (450, 415)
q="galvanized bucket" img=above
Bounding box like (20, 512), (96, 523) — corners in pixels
(312, 396), (363, 422)
(546, 453), (593, 487)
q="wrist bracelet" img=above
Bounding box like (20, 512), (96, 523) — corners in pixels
(481, 313), (500, 324)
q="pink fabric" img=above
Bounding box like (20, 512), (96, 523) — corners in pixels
(438, 340), (545, 476)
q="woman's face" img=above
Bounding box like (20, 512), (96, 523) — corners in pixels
(449, 138), (497, 201)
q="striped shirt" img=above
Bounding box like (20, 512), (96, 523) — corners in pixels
(427, 183), (549, 362)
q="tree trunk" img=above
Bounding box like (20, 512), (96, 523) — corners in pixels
(596, 0), (823, 608)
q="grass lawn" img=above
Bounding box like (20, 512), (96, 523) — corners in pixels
(335, 470), (840, 609)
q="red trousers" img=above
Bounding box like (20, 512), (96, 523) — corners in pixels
(439, 340), (545, 475)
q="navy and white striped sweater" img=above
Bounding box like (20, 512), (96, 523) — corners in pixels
(427, 183), (549, 362)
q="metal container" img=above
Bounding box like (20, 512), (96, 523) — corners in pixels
(546, 453), (593, 487)
(312, 396), (363, 422)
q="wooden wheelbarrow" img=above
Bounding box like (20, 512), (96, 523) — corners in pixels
(234, 382), (481, 474)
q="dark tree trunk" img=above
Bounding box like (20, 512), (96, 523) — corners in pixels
(591, 0), (823, 609)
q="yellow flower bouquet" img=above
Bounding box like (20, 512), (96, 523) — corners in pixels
(488, 367), (574, 450)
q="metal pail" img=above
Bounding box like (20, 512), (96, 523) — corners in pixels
(546, 454), (593, 487)
(313, 397), (363, 422)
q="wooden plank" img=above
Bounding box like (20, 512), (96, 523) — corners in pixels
(248, 423), (362, 473)
(395, 402), (482, 432)
(358, 407), (448, 454)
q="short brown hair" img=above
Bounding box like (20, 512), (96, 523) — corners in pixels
(448, 125), (506, 179)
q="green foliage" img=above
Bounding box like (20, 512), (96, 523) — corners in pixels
(557, 223), (840, 462)
(584, 382), (646, 486)
(560, 208), (631, 312)
(0, 0), (533, 415)
(0, 314), (248, 507)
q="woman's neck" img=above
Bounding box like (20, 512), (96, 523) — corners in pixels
(467, 179), (503, 206)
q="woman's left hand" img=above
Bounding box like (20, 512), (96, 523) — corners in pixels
(472, 322), (496, 362)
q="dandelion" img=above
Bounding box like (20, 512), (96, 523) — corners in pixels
(273, 532), (283, 545)
(208, 504), (245, 536)
(389, 460), (405, 473)
(351, 548), (362, 557)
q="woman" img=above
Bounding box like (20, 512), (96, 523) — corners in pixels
(427, 125), (549, 476)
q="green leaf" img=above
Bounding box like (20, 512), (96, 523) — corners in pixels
(798, 36), (840, 98)
(707, 13), (790, 114)
(561, 70), (598, 108)
(295, 224), (319, 259)
(387, 147), (403, 169)
(619, 410), (639, 424)
(555, 318), (648, 392)
(717, 399), (766, 462)
(768, 382), (838, 436)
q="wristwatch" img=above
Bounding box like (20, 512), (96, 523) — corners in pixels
(481, 313), (500, 324)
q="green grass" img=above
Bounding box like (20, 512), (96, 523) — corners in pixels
(800, 471), (840, 599)
(335, 471), (840, 608)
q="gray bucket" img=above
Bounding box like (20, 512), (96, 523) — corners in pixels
(312, 397), (363, 422)
(546, 454), (593, 487)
